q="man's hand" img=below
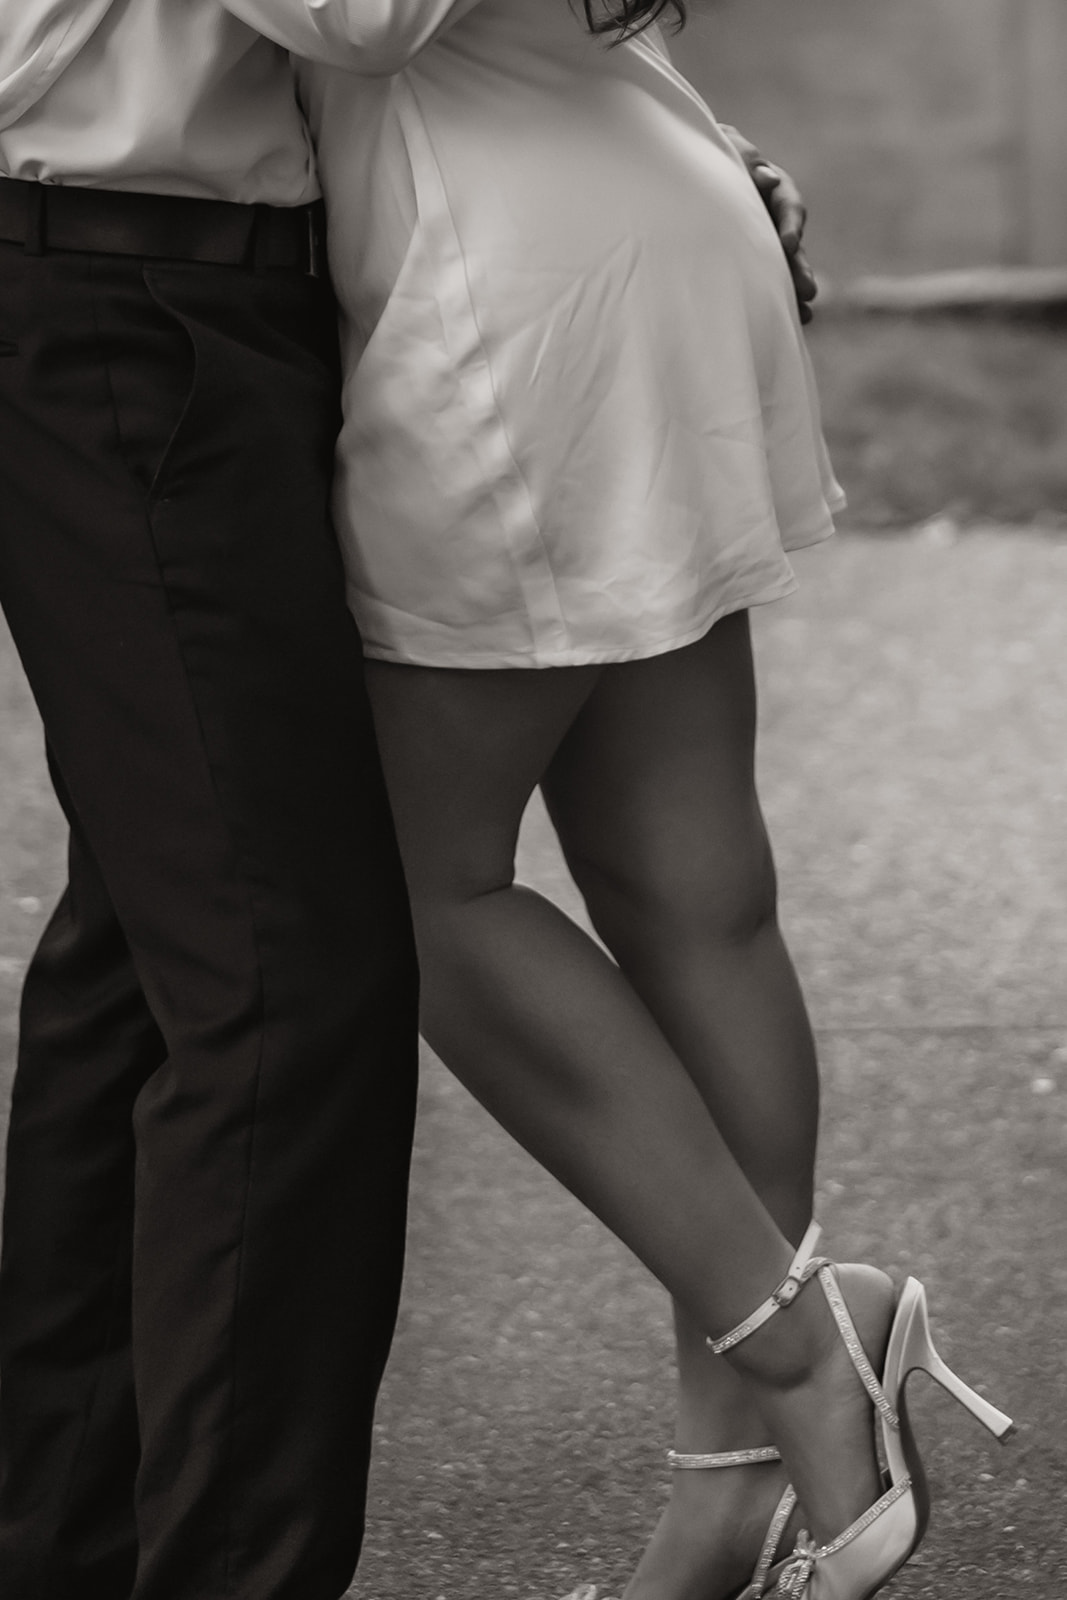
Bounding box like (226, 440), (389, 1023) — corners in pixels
(720, 125), (818, 325)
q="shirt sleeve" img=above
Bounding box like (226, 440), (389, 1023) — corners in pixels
(0, 0), (114, 128)
(219, 0), (487, 75)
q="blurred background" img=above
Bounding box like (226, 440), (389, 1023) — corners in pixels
(673, 0), (1067, 529)
(678, 0), (1067, 276)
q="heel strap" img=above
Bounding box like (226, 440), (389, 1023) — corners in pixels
(708, 1221), (828, 1356)
(816, 1265), (899, 1432)
(667, 1445), (781, 1469)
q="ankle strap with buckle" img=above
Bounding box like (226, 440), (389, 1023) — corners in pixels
(707, 1220), (828, 1356)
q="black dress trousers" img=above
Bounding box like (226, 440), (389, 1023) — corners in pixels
(0, 234), (420, 1600)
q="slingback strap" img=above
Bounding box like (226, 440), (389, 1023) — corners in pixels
(667, 1445), (781, 1469)
(815, 1265), (900, 1432)
(708, 1222), (828, 1356)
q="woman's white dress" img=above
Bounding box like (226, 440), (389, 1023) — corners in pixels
(298, 0), (844, 667)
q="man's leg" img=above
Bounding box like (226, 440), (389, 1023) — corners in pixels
(0, 239), (419, 1600)
(0, 780), (158, 1598)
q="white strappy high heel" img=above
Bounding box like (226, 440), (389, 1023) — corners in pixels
(706, 1223), (1015, 1600)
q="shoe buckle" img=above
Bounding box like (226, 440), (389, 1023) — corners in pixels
(771, 1273), (803, 1308)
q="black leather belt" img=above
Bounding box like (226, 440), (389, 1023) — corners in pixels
(0, 176), (325, 275)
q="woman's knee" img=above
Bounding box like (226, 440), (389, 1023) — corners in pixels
(564, 824), (781, 956)
(403, 868), (521, 992)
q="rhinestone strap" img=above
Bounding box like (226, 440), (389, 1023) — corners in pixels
(667, 1445), (782, 1469)
(751, 1484), (798, 1594)
(774, 1477), (914, 1595)
(813, 1477), (913, 1557)
(708, 1221), (828, 1355)
(816, 1265), (900, 1432)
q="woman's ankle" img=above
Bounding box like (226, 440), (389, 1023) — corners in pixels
(721, 1271), (842, 1394)
(728, 1267), (897, 1542)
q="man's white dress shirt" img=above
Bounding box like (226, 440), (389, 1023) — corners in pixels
(0, 0), (319, 203)
(0, 0), (489, 200)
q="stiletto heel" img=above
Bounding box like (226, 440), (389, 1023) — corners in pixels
(884, 1277), (1015, 1443)
(704, 1225), (1014, 1600)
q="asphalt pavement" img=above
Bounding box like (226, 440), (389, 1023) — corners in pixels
(1, 526), (1065, 1599)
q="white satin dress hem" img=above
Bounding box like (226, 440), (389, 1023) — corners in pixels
(352, 517), (837, 668)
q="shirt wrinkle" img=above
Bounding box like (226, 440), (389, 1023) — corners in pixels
(0, 0), (112, 127)
(0, 0), (319, 203)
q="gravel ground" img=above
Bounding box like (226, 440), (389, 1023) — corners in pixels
(1, 527), (1065, 1599)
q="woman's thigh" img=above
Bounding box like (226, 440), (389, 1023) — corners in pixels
(362, 657), (601, 903)
(541, 610), (777, 944)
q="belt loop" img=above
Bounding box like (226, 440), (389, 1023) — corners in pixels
(24, 184), (46, 256)
(251, 203), (272, 275)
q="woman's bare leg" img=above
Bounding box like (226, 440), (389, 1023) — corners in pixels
(364, 655), (793, 1318)
(542, 611), (817, 1597)
(363, 631), (884, 1565)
